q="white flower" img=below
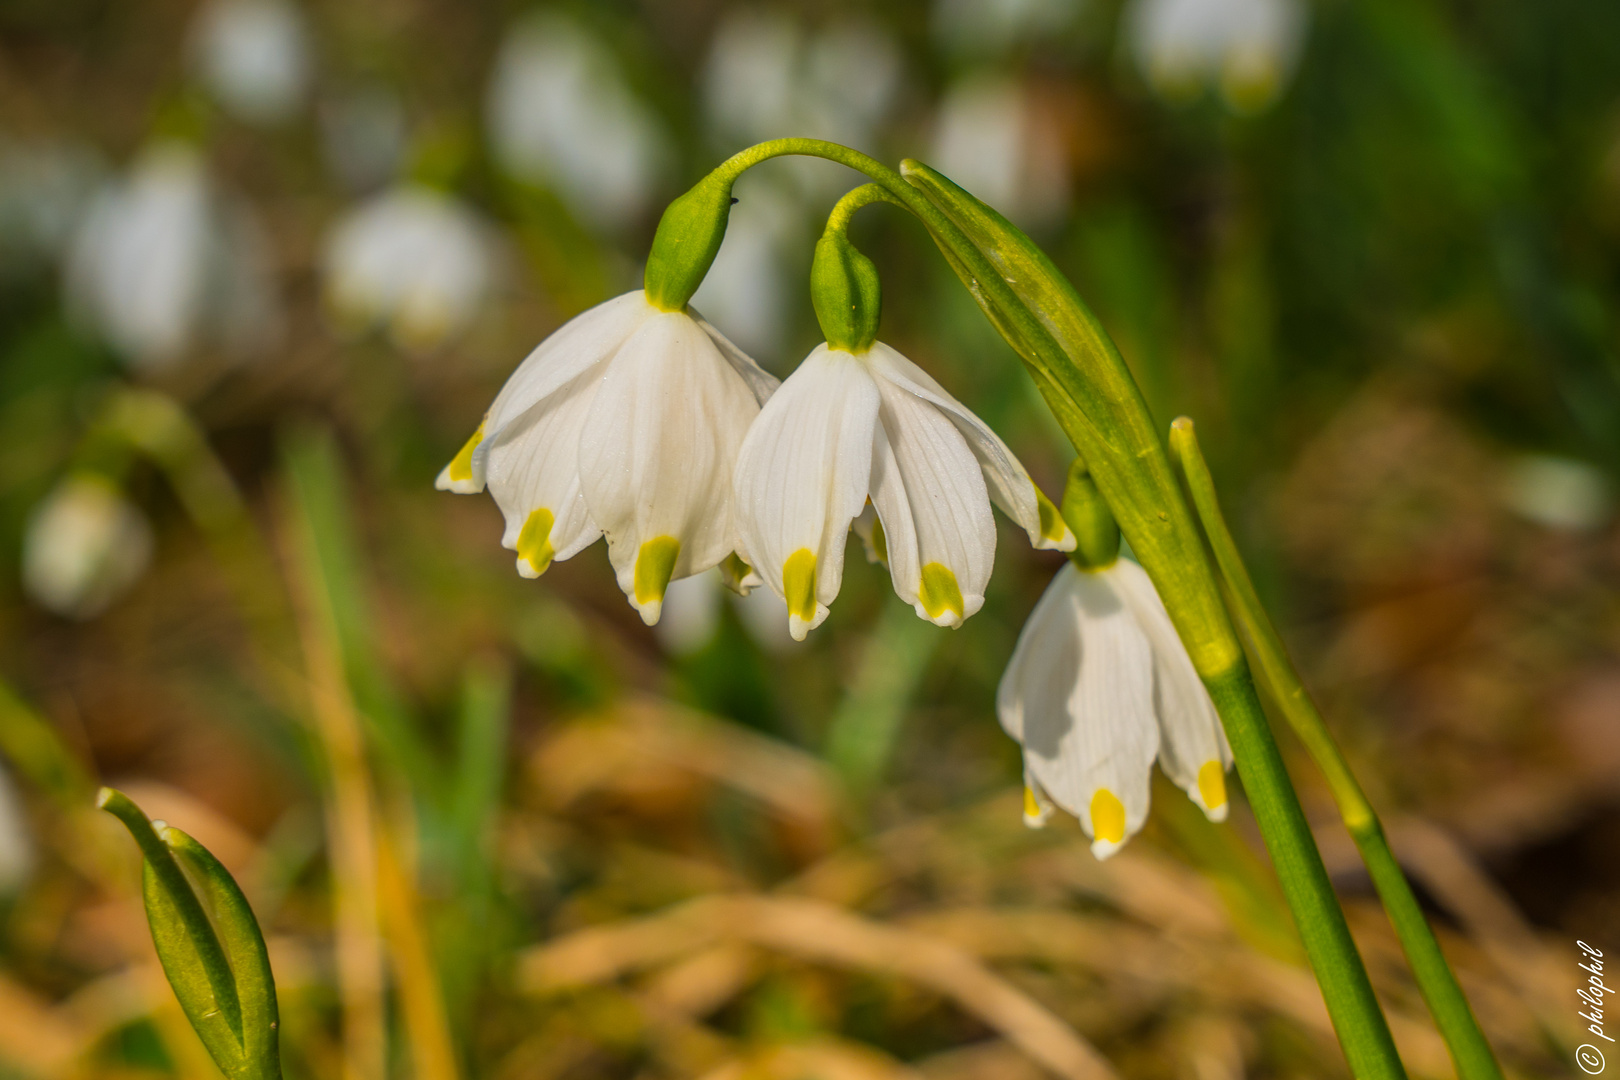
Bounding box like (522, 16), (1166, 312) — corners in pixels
(65, 142), (280, 371)
(1125, 0), (1307, 112)
(23, 474), (154, 620)
(931, 73), (1070, 230)
(733, 341), (1075, 641)
(998, 559), (1233, 859)
(487, 13), (671, 229)
(437, 290), (778, 625)
(319, 84), (407, 193)
(322, 184), (493, 353)
(190, 0), (311, 125)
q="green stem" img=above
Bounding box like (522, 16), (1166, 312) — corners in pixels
(1169, 419), (1504, 1080)
(704, 141), (1408, 1078)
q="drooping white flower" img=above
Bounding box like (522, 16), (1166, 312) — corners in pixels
(487, 13), (671, 230)
(733, 341), (1075, 641)
(322, 184), (494, 353)
(1125, 0), (1307, 112)
(190, 0), (312, 125)
(437, 290), (778, 625)
(65, 142), (280, 371)
(998, 559), (1233, 859)
(23, 474), (154, 620)
(931, 73), (1070, 230)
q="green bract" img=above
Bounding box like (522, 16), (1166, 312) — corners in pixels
(810, 229), (882, 353)
(99, 787), (282, 1080)
(642, 171), (735, 312)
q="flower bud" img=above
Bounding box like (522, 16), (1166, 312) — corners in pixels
(643, 172), (735, 312)
(810, 228), (881, 353)
(1061, 457), (1120, 570)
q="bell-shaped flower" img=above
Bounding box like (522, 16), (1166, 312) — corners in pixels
(23, 473), (155, 620)
(1125, 0), (1307, 112)
(436, 290), (778, 625)
(322, 184), (493, 353)
(998, 558), (1233, 859)
(733, 340), (1075, 641)
(189, 0), (311, 126)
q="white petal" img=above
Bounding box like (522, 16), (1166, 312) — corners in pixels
(868, 374), (995, 628)
(997, 564), (1159, 859)
(866, 342), (1074, 552)
(1106, 559), (1233, 821)
(733, 344), (879, 641)
(465, 289), (655, 486)
(578, 310), (762, 624)
(689, 306), (781, 407)
(482, 364), (605, 578)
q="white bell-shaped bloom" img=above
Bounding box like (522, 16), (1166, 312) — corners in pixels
(65, 142), (280, 371)
(190, 0), (311, 125)
(437, 290), (778, 625)
(998, 559), (1233, 859)
(322, 184), (493, 353)
(1125, 0), (1307, 112)
(487, 13), (671, 230)
(734, 341), (1075, 641)
(23, 474), (154, 620)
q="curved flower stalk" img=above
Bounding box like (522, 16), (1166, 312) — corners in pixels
(733, 188), (1073, 639)
(438, 290), (777, 624)
(999, 461), (1231, 859)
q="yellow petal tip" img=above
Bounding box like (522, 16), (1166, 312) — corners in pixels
(1034, 486), (1076, 551)
(632, 535), (681, 612)
(918, 562), (965, 624)
(782, 548), (818, 625)
(516, 508), (556, 577)
(439, 421), (486, 493)
(1090, 788), (1126, 846)
(1197, 760), (1228, 820)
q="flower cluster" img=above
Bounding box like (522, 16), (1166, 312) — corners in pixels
(438, 285), (1072, 634)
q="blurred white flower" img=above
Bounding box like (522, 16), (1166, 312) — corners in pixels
(689, 178), (804, 362)
(190, 0), (312, 125)
(65, 142), (280, 371)
(487, 14), (671, 229)
(1125, 0), (1307, 112)
(1501, 454), (1612, 532)
(0, 137), (103, 274)
(23, 474), (154, 620)
(703, 11), (901, 197)
(931, 0), (1083, 55)
(931, 73), (1070, 230)
(322, 184), (494, 353)
(0, 760), (32, 896)
(732, 583), (796, 654)
(999, 559), (1231, 859)
(320, 84), (407, 193)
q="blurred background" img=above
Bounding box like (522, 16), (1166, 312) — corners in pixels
(1, 0), (1617, 1077)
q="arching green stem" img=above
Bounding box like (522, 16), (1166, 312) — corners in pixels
(1170, 418), (1504, 1080)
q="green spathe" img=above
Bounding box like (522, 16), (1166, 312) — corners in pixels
(811, 230), (882, 353)
(643, 172), (735, 312)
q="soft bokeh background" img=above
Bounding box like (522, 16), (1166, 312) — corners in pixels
(2, 1), (1618, 1077)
